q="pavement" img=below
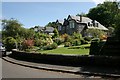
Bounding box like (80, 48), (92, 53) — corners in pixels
(2, 56), (120, 78)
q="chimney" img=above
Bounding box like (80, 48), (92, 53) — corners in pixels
(80, 15), (82, 22)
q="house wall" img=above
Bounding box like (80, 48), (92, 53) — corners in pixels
(66, 20), (77, 35)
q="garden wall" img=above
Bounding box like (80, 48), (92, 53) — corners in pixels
(11, 49), (120, 67)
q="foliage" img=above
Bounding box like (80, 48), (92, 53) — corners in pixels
(114, 13), (120, 39)
(64, 42), (71, 47)
(87, 1), (120, 28)
(72, 39), (81, 46)
(4, 37), (17, 51)
(90, 39), (106, 55)
(72, 32), (83, 40)
(53, 38), (64, 45)
(2, 19), (23, 38)
(61, 34), (72, 42)
(22, 39), (34, 50)
(107, 27), (115, 37)
(84, 37), (92, 41)
(76, 12), (87, 17)
(91, 38), (100, 43)
(53, 28), (59, 38)
(43, 42), (58, 50)
(85, 29), (106, 39)
(45, 22), (57, 28)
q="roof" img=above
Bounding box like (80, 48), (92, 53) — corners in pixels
(45, 27), (54, 33)
(69, 15), (108, 31)
(56, 20), (64, 25)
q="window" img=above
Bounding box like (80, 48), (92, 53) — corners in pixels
(90, 24), (93, 26)
(58, 26), (61, 31)
(96, 23), (98, 27)
(88, 22), (90, 26)
(70, 21), (75, 28)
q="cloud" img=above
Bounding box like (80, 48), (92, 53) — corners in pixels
(92, 0), (120, 4)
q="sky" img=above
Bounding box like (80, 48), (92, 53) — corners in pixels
(2, 0), (119, 29)
(2, 2), (96, 28)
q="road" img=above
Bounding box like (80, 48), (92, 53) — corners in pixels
(2, 59), (84, 78)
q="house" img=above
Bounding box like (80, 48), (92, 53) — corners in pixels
(33, 26), (44, 33)
(32, 26), (54, 35)
(44, 27), (54, 35)
(56, 20), (64, 34)
(56, 15), (108, 37)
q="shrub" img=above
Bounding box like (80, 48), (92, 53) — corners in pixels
(34, 39), (47, 47)
(64, 42), (71, 47)
(84, 37), (92, 41)
(91, 38), (100, 43)
(53, 38), (64, 45)
(72, 39), (81, 46)
(43, 42), (58, 50)
(4, 37), (17, 51)
(90, 38), (105, 55)
(22, 39), (34, 50)
(61, 34), (72, 42)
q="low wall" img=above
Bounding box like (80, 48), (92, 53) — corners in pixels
(11, 49), (120, 67)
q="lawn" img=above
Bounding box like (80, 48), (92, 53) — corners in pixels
(39, 44), (90, 55)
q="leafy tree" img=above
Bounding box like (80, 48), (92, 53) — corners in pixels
(76, 12), (87, 17)
(85, 29), (106, 39)
(45, 22), (57, 28)
(2, 18), (23, 38)
(87, 1), (119, 28)
(114, 13), (120, 39)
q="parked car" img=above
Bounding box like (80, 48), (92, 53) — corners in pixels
(0, 42), (6, 57)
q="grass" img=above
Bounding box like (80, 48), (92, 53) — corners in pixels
(38, 44), (90, 55)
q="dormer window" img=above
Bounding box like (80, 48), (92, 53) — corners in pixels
(90, 24), (93, 26)
(96, 23), (98, 27)
(88, 22), (90, 26)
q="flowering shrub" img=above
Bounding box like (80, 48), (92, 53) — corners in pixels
(22, 39), (34, 50)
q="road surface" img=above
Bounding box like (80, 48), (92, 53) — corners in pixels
(2, 59), (84, 78)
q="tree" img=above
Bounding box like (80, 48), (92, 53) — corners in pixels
(85, 29), (106, 39)
(76, 12), (87, 17)
(45, 22), (57, 28)
(2, 18), (23, 38)
(87, 1), (119, 28)
(114, 13), (120, 39)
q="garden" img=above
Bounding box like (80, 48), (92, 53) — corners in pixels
(1, 19), (108, 55)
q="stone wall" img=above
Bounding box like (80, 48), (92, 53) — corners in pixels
(11, 49), (120, 67)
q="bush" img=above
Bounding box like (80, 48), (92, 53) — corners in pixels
(72, 39), (81, 46)
(4, 37), (17, 51)
(22, 39), (34, 50)
(61, 34), (72, 42)
(51, 42), (58, 49)
(84, 37), (92, 41)
(53, 38), (64, 45)
(91, 38), (100, 42)
(64, 42), (71, 47)
(34, 39), (47, 47)
(90, 38), (105, 55)
(43, 43), (58, 50)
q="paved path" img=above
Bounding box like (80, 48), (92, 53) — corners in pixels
(2, 56), (120, 78)
(2, 59), (83, 78)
